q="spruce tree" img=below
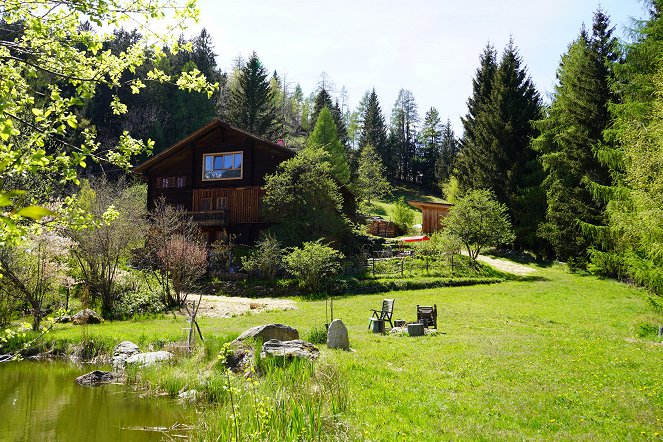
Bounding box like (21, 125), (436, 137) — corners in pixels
(417, 107), (443, 188)
(358, 89), (390, 176)
(390, 89), (419, 182)
(533, 13), (617, 266)
(356, 144), (391, 206)
(456, 44), (497, 189)
(307, 107), (350, 184)
(458, 40), (543, 249)
(435, 118), (460, 189)
(228, 52), (280, 140)
(310, 87), (333, 129)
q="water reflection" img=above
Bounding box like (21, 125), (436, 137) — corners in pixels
(0, 360), (195, 442)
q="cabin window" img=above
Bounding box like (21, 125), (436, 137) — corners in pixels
(156, 176), (186, 188)
(216, 197), (227, 210)
(200, 198), (213, 211)
(203, 152), (243, 180)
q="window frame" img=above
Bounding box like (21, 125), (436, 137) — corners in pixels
(202, 151), (243, 181)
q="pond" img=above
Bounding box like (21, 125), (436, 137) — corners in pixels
(0, 360), (197, 441)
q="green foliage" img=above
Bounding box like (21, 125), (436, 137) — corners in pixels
(241, 233), (284, 280)
(390, 89), (419, 182)
(417, 107), (443, 188)
(358, 88), (389, 171)
(355, 144), (391, 206)
(263, 147), (349, 246)
(456, 40), (543, 250)
(0, 0), (215, 246)
(305, 326), (328, 345)
(441, 175), (461, 203)
(391, 197), (415, 234)
(307, 107), (350, 183)
(228, 51), (280, 140)
(283, 241), (344, 293)
(444, 189), (515, 261)
(532, 13), (617, 267)
(434, 119), (460, 189)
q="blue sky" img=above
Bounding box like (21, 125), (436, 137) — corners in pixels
(193, 0), (648, 134)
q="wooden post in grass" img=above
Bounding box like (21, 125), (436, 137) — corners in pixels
(185, 293), (204, 352)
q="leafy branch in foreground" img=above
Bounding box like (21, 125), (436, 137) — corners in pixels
(0, 0), (217, 244)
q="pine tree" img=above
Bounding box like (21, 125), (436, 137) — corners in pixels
(455, 44), (497, 189)
(310, 87), (333, 130)
(435, 119), (460, 189)
(533, 12), (617, 266)
(307, 107), (350, 184)
(390, 89), (419, 182)
(358, 89), (389, 175)
(228, 52), (280, 140)
(417, 107), (443, 188)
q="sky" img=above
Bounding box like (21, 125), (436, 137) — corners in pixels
(191, 0), (648, 134)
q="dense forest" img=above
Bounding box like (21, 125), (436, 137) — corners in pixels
(1, 0), (662, 297)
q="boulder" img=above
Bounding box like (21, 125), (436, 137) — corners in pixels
(112, 341), (141, 371)
(76, 370), (116, 386)
(261, 339), (319, 360)
(71, 309), (102, 325)
(326, 319), (350, 350)
(55, 315), (71, 324)
(234, 324), (299, 344)
(178, 389), (198, 402)
(126, 351), (173, 367)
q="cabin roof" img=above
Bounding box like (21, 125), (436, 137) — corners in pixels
(134, 119), (295, 174)
(408, 200), (454, 210)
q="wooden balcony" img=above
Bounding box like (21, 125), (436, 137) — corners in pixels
(189, 210), (229, 227)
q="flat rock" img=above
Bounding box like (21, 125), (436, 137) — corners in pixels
(112, 341), (141, 371)
(76, 370), (116, 386)
(234, 324), (299, 343)
(126, 351), (173, 367)
(327, 319), (350, 350)
(71, 309), (103, 325)
(261, 339), (319, 360)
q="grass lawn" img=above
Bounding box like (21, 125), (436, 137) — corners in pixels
(46, 263), (663, 440)
(369, 184), (448, 226)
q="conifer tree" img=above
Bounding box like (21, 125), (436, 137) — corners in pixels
(457, 40), (543, 249)
(533, 12), (617, 266)
(417, 107), (443, 188)
(356, 144), (391, 206)
(435, 119), (460, 189)
(228, 52), (280, 140)
(390, 89), (419, 182)
(308, 107), (350, 184)
(358, 89), (390, 175)
(456, 44), (497, 188)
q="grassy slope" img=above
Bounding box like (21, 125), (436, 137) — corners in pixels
(369, 184), (448, 226)
(46, 264), (663, 440)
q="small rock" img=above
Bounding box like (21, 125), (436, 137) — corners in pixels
(234, 324), (299, 344)
(76, 370), (116, 386)
(327, 319), (350, 350)
(222, 346), (254, 373)
(55, 315), (71, 324)
(178, 389), (198, 402)
(261, 339), (319, 360)
(126, 351), (173, 367)
(71, 309), (103, 325)
(0, 354), (13, 363)
(112, 341), (141, 371)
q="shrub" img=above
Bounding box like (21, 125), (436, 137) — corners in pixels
(392, 197), (415, 234)
(241, 233), (283, 280)
(283, 241), (344, 293)
(305, 326), (328, 345)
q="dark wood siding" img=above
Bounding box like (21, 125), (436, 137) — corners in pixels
(192, 187), (264, 224)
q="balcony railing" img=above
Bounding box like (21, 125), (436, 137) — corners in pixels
(189, 210), (229, 227)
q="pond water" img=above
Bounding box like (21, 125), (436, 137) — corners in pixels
(0, 360), (197, 442)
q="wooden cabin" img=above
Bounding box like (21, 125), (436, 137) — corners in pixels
(134, 119), (294, 243)
(408, 201), (454, 234)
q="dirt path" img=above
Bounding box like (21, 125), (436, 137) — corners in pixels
(190, 294), (297, 319)
(474, 254), (536, 276)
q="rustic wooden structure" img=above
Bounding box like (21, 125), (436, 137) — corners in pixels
(417, 304), (438, 329)
(369, 298), (395, 330)
(134, 119), (295, 243)
(408, 201), (454, 234)
(367, 217), (398, 238)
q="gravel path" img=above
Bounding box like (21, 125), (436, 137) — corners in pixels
(474, 254), (536, 275)
(191, 294), (297, 319)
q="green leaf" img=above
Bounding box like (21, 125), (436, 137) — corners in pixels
(16, 206), (56, 220)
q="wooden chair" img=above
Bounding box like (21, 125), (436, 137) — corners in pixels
(369, 299), (395, 329)
(417, 304), (437, 329)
